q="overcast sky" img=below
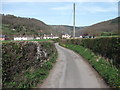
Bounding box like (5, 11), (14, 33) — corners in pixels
(2, 0), (118, 26)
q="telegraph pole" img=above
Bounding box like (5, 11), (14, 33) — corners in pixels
(73, 3), (75, 38)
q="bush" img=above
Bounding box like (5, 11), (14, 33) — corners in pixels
(2, 41), (57, 88)
(81, 37), (120, 68)
(60, 37), (120, 68)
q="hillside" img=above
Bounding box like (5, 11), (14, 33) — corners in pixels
(1, 14), (55, 38)
(76, 17), (120, 36)
(1, 14), (119, 38)
(51, 25), (85, 36)
(1, 14), (84, 38)
(2, 41), (57, 88)
(52, 16), (120, 36)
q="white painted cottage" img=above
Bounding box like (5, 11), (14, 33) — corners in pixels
(62, 34), (71, 39)
(36, 37), (41, 40)
(43, 34), (59, 39)
(14, 36), (34, 40)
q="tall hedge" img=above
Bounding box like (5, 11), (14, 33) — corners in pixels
(2, 41), (57, 88)
(60, 37), (120, 68)
(81, 37), (120, 67)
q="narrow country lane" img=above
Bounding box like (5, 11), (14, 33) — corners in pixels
(38, 43), (109, 88)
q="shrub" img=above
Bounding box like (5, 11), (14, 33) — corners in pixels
(60, 37), (120, 68)
(81, 37), (120, 68)
(2, 41), (57, 88)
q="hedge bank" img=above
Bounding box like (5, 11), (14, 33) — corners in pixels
(60, 37), (120, 68)
(2, 41), (57, 88)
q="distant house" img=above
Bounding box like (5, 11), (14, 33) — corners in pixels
(43, 34), (59, 39)
(74, 36), (82, 39)
(36, 37), (41, 40)
(43, 36), (59, 39)
(80, 36), (83, 38)
(27, 37), (34, 40)
(62, 34), (71, 39)
(52, 36), (59, 39)
(0, 35), (6, 41)
(14, 36), (34, 40)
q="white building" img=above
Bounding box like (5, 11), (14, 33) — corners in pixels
(43, 36), (59, 39)
(36, 37), (41, 40)
(52, 36), (59, 39)
(43, 34), (59, 39)
(62, 34), (71, 39)
(80, 36), (83, 38)
(14, 36), (34, 40)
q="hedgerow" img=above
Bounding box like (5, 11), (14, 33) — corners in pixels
(81, 37), (120, 68)
(60, 37), (120, 68)
(2, 41), (57, 88)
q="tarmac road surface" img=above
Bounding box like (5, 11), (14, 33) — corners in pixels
(39, 43), (109, 88)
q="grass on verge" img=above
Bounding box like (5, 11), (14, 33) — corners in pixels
(1, 39), (52, 43)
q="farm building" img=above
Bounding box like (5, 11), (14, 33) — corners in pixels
(14, 36), (34, 40)
(62, 34), (71, 39)
(43, 34), (59, 39)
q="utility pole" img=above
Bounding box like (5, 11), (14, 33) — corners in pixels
(73, 3), (75, 38)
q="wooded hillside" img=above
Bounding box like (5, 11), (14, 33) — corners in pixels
(2, 14), (54, 37)
(76, 17), (120, 36)
(1, 14), (119, 38)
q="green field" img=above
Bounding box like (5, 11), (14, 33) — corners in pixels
(0, 39), (52, 43)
